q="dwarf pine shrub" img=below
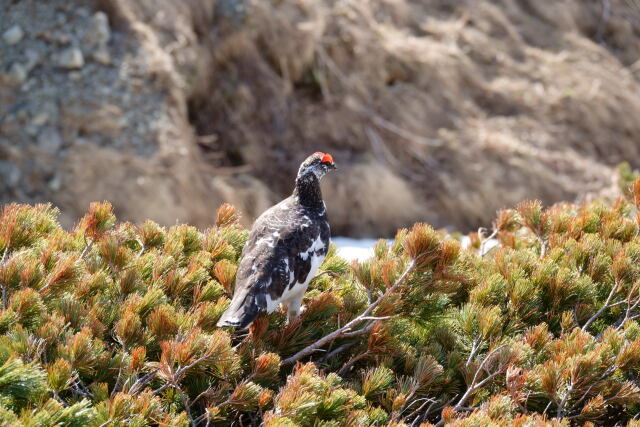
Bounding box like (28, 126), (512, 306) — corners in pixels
(1, 180), (640, 425)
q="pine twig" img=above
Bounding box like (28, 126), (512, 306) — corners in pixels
(318, 341), (357, 363)
(71, 376), (94, 399)
(407, 398), (437, 426)
(556, 382), (575, 418)
(567, 364), (617, 415)
(180, 390), (196, 427)
(80, 237), (94, 259)
(341, 321), (377, 338)
(282, 260), (416, 365)
(136, 242), (145, 259)
(478, 228), (498, 257)
(435, 345), (508, 426)
(337, 351), (370, 376)
(151, 352), (219, 395)
(465, 337), (481, 367)
(415, 395), (457, 427)
(582, 280), (621, 331)
(537, 235), (547, 259)
(129, 369), (159, 395)
(615, 284), (640, 331)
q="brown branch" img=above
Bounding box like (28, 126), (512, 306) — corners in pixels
(181, 390), (196, 427)
(337, 351), (370, 376)
(408, 398), (438, 427)
(149, 351), (227, 396)
(129, 368), (159, 396)
(414, 396), (457, 427)
(318, 341), (357, 363)
(567, 364), (617, 415)
(282, 260), (416, 365)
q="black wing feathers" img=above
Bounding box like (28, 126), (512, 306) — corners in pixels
(217, 197), (330, 329)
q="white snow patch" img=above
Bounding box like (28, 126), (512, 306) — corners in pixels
(460, 236), (499, 255)
(334, 236), (501, 262)
(333, 237), (384, 261)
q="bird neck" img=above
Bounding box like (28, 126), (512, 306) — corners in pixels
(293, 173), (324, 209)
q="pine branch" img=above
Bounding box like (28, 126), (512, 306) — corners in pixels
(337, 351), (370, 376)
(341, 321), (377, 338)
(412, 396), (457, 427)
(282, 260), (416, 365)
(318, 342), (357, 363)
(129, 369), (159, 396)
(567, 365), (617, 415)
(180, 389), (196, 427)
(615, 284), (640, 331)
(556, 382), (575, 418)
(80, 237), (94, 259)
(151, 353), (214, 395)
(582, 280), (621, 331)
(465, 337), (481, 367)
(478, 228), (498, 257)
(537, 236), (547, 259)
(407, 398), (437, 426)
(435, 345), (508, 426)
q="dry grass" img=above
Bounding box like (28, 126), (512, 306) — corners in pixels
(72, 0), (640, 233)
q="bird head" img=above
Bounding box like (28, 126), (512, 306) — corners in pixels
(297, 152), (337, 180)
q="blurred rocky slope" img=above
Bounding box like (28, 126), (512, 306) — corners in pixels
(2, 0), (640, 236)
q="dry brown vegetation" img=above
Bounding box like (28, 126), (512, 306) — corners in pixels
(114, 0), (640, 235)
(3, 0), (640, 235)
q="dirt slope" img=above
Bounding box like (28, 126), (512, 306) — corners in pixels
(2, 0), (640, 235)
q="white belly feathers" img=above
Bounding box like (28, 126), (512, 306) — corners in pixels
(264, 235), (326, 313)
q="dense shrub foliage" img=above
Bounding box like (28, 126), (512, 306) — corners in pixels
(2, 182), (640, 425)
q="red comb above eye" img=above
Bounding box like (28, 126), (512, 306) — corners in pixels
(321, 153), (334, 164)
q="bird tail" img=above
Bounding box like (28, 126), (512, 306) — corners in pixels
(217, 290), (261, 329)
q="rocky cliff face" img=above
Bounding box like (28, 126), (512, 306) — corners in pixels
(2, 0), (640, 235)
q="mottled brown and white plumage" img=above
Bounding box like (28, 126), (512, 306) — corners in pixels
(217, 152), (336, 329)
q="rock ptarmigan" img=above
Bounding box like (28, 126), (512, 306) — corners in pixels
(217, 152), (336, 329)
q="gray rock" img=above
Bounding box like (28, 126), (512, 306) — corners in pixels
(3, 25), (24, 45)
(56, 47), (84, 69)
(31, 112), (49, 126)
(25, 124), (40, 137)
(48, 174), (61, 191)
(92, 48), (112, 65)
(0, 161), (20, 187)
(24, 49), (42, 72)
(90, 12), (111, 45)
(215, 0), (247, 26)
(37, 127), (63, 154)
(8, 63), (27, 84)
